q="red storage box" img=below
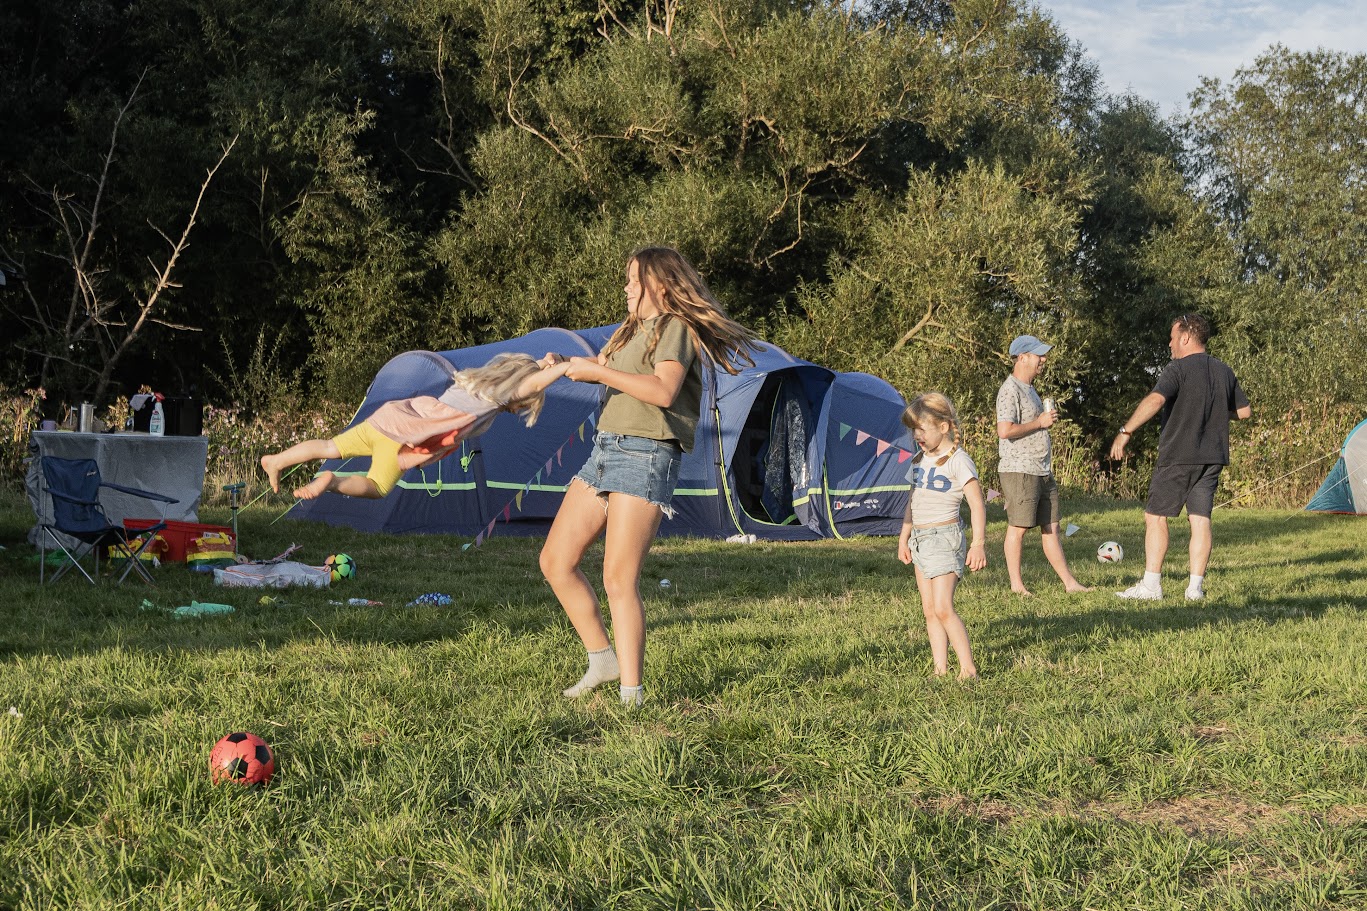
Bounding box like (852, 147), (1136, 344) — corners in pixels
(124, 519), (235, 563)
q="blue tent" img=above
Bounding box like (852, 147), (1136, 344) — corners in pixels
(290, 326), (914, 540)
(1305, 418), (1367, 515)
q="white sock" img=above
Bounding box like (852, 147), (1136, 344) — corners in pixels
(620, 684), (644, 707)
(1143, 571), (1162, 590)
(1188, 574), (1204, 592)
(563, 646), (619, 698)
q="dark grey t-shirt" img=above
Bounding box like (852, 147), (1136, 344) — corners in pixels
(1152, 353), (1249, 466)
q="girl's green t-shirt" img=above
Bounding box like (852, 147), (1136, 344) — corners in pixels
(597, 317), (701, 452)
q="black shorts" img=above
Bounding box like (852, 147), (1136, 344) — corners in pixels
(1145, 464), (1223, 518)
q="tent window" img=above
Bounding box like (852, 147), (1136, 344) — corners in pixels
(734, 374), (811, 524)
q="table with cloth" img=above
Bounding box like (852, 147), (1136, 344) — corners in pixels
(26, 431), (209, 546)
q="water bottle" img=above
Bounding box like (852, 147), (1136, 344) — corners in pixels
(149, 401), (165, 436)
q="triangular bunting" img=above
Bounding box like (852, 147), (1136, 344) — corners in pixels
(986, 488), (1001, 502)
(545, 458), (554, 475)
(1065, 523), (1080, 537)
(556, 446), (563, 466)
(839, 423), (851, 440)
(875, 440), (890, 456)
(855, 431), (870, 445)
(474, 531), (484, 546)
(897, 448), (913, 463)
(515, 491), (524, 511)
(502, 505), (511, 521)
(578, 422), (585, 441)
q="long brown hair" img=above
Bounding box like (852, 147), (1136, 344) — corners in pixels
(601, 246), (760, 375)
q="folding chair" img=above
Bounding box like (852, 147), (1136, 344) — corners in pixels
(37, 457), (179, 585)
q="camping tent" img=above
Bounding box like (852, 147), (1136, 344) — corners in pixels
(1305, 419), (1367, 515)
(290, 326), (915, 540)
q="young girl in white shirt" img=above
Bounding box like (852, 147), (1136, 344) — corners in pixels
(897, 392), (988, 679)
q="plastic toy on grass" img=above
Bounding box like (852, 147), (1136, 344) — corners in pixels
(408, 592), (453, 607)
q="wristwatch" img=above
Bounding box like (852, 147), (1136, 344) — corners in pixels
(1118, 427), (1131, 435)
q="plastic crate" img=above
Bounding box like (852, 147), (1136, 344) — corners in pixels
(124, 519), (235, 563)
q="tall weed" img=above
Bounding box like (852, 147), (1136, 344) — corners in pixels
(0, 385), (45, 489)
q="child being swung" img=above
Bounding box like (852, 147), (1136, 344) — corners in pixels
(897, 392), (988, 679)
(261, 353), (569, 500)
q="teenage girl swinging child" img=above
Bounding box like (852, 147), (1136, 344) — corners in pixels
(261, 353), (569, 500)
(898, 392), (988, 680)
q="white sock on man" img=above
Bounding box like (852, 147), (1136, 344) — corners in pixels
(620, 684), (644, 707)
(563, 646), (619, 698)
(1187, 574), (1205, 599)
(1143, 571), (1162, 591)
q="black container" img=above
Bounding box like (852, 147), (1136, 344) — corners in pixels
(162, 396), (203, 436)
(131, 398), (154, 432)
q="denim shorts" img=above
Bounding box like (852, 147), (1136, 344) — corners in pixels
(575, 432), (683, 517)
(909, 523), (966, 579)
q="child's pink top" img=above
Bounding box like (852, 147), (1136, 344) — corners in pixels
(367, 386), (500, 453)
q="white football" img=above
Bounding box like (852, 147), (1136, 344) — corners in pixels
(1097, 541), (1124, 563)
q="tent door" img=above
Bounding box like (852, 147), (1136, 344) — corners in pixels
(733, 374), (812, 525)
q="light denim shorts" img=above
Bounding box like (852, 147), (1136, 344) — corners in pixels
(910, 523), (966, 579)
(575, 432), (683, 517)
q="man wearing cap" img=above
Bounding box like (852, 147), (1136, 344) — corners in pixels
(996, 335), (1092, 596)
(1109, 313), (1251, 601)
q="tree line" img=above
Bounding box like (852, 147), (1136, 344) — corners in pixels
(2, 0), (1363, 459)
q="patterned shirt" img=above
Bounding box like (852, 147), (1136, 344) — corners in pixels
(996, 375), (1051, 476)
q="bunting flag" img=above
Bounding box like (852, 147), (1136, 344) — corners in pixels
(986, 488), (1001, 502)
(855, 430), (870, 445)
(898, 449), (913, 463)
(1065, 523), (1080, 537)
(875, 440), (890, 457)
(468, 415), (597, 548)
(839, 423), (852, 440)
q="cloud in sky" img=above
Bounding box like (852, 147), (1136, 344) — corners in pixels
(1037, 1), (1367, 116)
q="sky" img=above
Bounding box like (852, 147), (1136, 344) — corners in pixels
(1036, 0), (1367, 118)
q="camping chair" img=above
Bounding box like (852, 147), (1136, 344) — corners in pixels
(37, 457), (179, 586)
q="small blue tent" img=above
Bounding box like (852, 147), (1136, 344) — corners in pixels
(1305, 419), (1367, 515)
(290, 326), (914, 540)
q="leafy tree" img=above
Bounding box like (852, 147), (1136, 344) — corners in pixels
(1186, 47), (1367, 411)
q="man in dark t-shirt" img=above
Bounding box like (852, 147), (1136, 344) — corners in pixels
(1109, 314), (1252, 602)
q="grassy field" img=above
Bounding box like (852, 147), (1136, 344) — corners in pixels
(1, 487), (1364, 910)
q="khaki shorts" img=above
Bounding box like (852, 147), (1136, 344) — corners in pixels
(332, 421), (404, 496)
(1000, 472), (1060, 529)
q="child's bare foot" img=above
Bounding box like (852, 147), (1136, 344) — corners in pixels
(1065, 583), (1095, 593)
(1011, 586), (1034, 597)
(959, 669), (979, 681)
(294, 471), (334, 500)
(260, 454), (282, 493)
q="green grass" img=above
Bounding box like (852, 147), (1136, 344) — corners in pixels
(1, 488), (1364, 910)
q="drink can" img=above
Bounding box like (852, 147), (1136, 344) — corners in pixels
(1042, 397), (1056, 413)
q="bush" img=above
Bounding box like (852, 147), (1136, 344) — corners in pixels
(203, 396), (351, 506)
(0, 386), (45, 490)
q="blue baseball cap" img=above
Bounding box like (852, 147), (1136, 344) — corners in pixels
(1009, 335), (1053, 357)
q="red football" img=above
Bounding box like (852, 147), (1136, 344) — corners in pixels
(209, 731), (276, 786)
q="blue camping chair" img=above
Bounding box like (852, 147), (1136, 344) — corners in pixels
(38, 457), (179, 585)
